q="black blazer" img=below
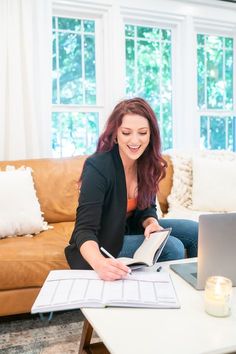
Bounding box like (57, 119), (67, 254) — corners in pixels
(65, 145), (158, 269)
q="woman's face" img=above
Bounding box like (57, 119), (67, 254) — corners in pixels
(117, 113), (150, 164)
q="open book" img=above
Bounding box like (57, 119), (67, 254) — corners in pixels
(118, 228), (171, 269)
(31, 269), (180, 313)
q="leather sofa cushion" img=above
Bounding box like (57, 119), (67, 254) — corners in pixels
(0, 155), (172, 222)
(0, 156), (87, 223)
(0, 288), (40, 317)
(0, 222), (73, 291)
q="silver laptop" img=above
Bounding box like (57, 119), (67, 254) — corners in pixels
(170, 213), (236, 290)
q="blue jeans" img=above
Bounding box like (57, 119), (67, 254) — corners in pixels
(118, 219), (198, 261)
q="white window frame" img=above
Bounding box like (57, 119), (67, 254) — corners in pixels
(194, 20), (236, 149)
(120, 5), (185, 151)
(52, 0), (114, 139)
(52, 0), (236, 154)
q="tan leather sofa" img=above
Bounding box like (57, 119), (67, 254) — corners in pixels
(0, 154), (173, 317)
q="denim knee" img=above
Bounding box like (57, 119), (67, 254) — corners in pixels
(158, 236), (185, 261)
(118, 235), (145, 258)
(158, 218), (198, 258)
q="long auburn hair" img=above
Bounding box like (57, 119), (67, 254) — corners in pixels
(96, 97), (167, 210)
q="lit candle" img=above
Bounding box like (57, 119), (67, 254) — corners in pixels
(204, 276), (232, 317)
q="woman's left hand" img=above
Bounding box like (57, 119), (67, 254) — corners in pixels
(143, 218), (163, 239)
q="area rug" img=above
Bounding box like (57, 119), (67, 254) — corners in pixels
(0, 310), (99, 354)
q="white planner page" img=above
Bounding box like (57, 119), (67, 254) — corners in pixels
(31, 270), (180, 313)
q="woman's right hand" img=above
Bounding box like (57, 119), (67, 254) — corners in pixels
(93, 257), (131, 281)
(80, 240), (131, 280)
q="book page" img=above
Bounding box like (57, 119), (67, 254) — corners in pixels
(133, 229), (171, 266)
(117, 228), (171, 268)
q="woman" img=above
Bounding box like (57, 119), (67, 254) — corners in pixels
(65, 97), (198, 280)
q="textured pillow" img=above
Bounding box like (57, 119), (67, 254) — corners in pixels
(167, 152), (192, 209)
(167, 150), (236, 217)
(0, 168), (46, 238)
(191, 157), (236, 212)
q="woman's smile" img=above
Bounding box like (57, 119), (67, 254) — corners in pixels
(127, 144), (141, 153)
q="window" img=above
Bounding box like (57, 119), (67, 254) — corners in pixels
(197, 33), (235, 151)
(52, 16), (99, 157)
(125, 24), (172, 151)
(51, 1), (236, 156)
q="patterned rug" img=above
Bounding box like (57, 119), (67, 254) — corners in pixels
(0, 310), (99, 354)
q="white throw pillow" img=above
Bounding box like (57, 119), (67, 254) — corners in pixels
(192, 157), (236, 212)
(0, 169), (45, 238)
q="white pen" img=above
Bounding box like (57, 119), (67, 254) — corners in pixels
(100, 247), (132, 274)
(100, 246), (115, 259)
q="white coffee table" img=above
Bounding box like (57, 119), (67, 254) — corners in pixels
(79, 259), (236, 354)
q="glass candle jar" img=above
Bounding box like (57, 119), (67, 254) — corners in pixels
(204, 276), (232, 317)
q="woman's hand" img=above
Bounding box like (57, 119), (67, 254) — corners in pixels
(143, 217), (163, 239)
(80, 240), (131, 281)
(93, 257), (131, 281)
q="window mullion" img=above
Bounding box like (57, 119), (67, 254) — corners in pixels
(134, 27), (138, 94)
(55, 18), (60, 104)
(204, 37), (207, 110)
(223, 40), (226, 108)
(81, 23), (86, 104)
(226, 116), (229, 149)
(159, 37), (163, 136)
(207, 116), (210, 149)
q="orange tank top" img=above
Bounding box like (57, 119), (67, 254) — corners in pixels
(127, 198), (138, 213)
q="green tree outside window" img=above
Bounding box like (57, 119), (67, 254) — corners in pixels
(125, 24), (173, 151)
(52, 17), (98, 157)
(197, 34), (235, 151)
